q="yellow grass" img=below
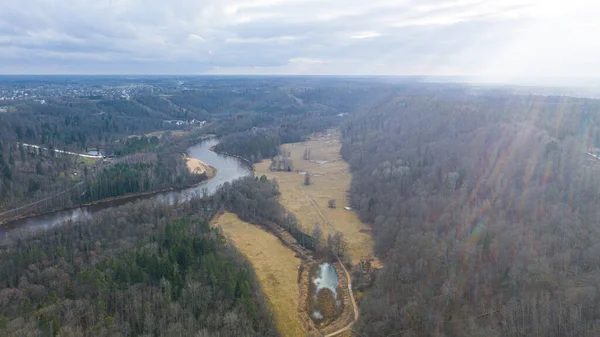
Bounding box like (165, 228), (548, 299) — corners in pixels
(213, 212), (305, 337)
(255, 130), (380, 266)
(145, 130), (188, 138)
(82, 157), (98, 165)
(185, 156), (217, 179)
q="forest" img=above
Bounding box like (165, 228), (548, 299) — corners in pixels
(0, 194), (277, 336)
(8, 77), (600, 336)
(214, 132), (280, 163)
(0, 166), (331, 336)
(211, 88), (386, 163)
(0, 77), (390, 216)
(71, 158), (203, 205)
(0, 97), (186, 214)
(342, 94), (600, 336)
(0, 131), (202, 222)
(117, 136), (160, 156)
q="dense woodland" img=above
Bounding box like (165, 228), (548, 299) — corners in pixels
(342, 94), (600, 336)
(74, 133), (203, 205)
(212, 113), (347, 162)
(0, 141), (80, 211)
(117, 136), (160, 156)
(0, 99), (190, 213)
(72, 158), (203, 205)
(214, 132), (280, 163)
(0, 132), (202, 221)
(0, 78), (389, 214)
(0, 195), (277, 336)
(212, 96), (383, 163)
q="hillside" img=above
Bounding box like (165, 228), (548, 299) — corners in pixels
(343, 94), (600, 336)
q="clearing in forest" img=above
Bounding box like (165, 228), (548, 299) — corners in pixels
(254, 130), (380, 266)
(212, 212), (305, 337)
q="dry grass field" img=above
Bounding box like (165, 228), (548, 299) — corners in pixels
(255, 130), (380, 266)
(212, 212), (305, 337)
(145, 129), (189, 138)
(185, 156), (217, 179)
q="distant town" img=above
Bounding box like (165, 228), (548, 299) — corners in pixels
(0, 83), (155, 102)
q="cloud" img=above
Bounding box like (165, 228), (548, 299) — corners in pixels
(289, 57), (324, 64)
(351, 32), (382, 39)
(0, 0), (597, 78)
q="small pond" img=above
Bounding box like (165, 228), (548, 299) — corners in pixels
(308, 263), (343, 325)
(313, 263), (339, 297)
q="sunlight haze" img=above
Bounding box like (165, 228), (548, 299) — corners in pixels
(0, 0), (598, 81)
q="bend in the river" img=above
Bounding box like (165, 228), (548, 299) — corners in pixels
(0, 139), (252, 240)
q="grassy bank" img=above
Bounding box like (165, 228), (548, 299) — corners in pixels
(212, 212), (305, 337)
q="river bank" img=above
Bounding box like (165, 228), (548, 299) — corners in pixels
(0, 162), (217, 227)
(0, 137), (250, 239)
(209, 145), (256, 172)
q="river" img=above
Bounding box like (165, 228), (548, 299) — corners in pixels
(0, 139), (252, 240)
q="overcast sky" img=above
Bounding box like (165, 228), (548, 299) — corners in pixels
(1, 0), (598, 79)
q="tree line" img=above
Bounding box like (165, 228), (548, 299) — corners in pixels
(342, 93), (600, 336)
(214, 176), (316, 251)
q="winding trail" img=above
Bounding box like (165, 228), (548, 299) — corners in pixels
(304, 192), (359, 336)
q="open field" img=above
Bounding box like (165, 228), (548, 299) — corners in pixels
(255, 130), (379, 266)
(212, 212), (305, 337)
(145, 129), (189, 138)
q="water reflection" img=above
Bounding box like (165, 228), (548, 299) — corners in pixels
(313, 263), (340, 298)
(309, 263), (341, 323)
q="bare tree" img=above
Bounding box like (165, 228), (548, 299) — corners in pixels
(303, 148), (311, 160)
(327, 231), (347, 257)
(312, 222), (324, 254)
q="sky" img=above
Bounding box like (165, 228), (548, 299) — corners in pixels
(1, 0), (599, 79)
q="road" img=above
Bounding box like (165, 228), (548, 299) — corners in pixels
(304, 193), (359, 337)
(19, 143), (104, 159)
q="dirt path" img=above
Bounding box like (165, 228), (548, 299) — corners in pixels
(305, 192), (359, 336)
